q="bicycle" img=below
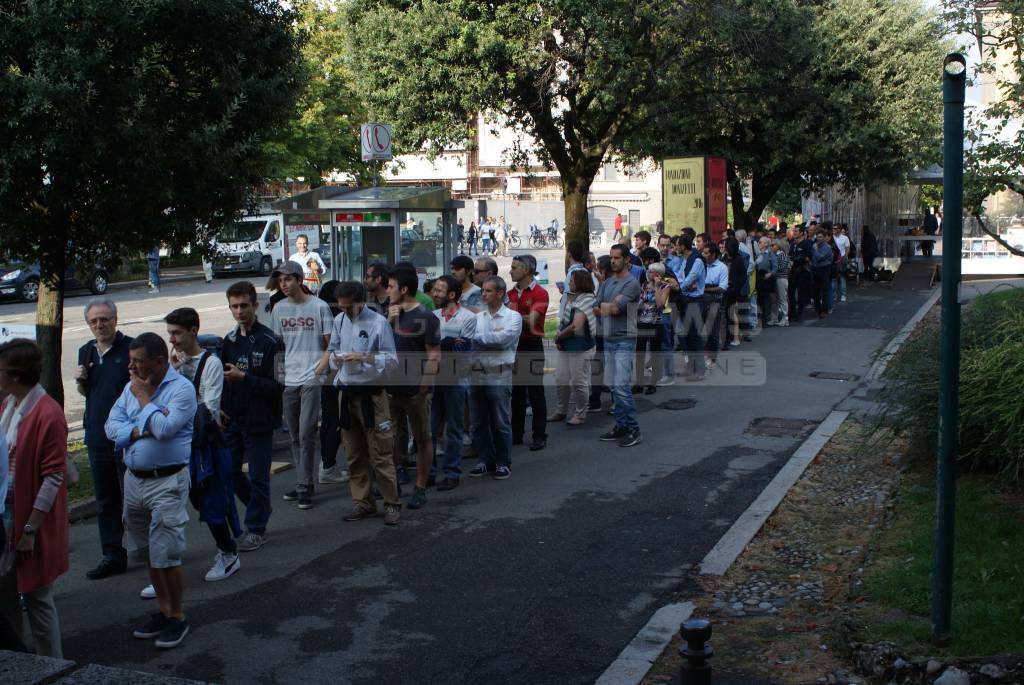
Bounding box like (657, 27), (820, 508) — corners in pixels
(507, 226), (522, 249)
(529, 224), (548, 249)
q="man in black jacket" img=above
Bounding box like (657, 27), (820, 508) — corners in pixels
(220, 281), (284, 552)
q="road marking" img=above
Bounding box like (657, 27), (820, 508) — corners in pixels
(699, 410), (849, 575)
(595, 602), (694, 685)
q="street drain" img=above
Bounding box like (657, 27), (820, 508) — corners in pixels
(745, 417), (818, 438)
(659, 398), (697, 411)
(809, 371), (860, 382)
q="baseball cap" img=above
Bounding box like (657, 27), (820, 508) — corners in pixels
(272, 261), (303, 279)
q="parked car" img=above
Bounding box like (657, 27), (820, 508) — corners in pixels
(0, 263), (110, 303)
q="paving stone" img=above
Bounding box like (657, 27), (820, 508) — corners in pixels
(0, 650), (76, 685)
(55, 663), (211, 685)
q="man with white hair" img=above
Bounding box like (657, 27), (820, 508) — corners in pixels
(76, 298), (133, 581)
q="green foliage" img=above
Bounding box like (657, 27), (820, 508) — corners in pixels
(859, 469), (1024, 656)
(639, 0), (949, 228)
(944, 0), (1024, 212)
(880, 287), (1024, 480)
(262, 1), (371, 187)
(344, 0), (717, 237)
(0, 0), (305, 276)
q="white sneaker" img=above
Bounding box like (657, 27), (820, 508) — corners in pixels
(205, 552), (240, 582)
(841, 296), (847, 302)
(656, 375), (675, 387)
(318, 464), (349, 484)
(140, 584), (156, 599)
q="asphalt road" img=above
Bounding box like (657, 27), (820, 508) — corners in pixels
(50, 271), (938, 684)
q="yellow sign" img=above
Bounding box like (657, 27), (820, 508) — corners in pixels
(662, 157), (706, 234)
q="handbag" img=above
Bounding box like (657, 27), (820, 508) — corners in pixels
(560, 307), (595, 352)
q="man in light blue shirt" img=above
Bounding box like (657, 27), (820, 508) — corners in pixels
(104, 332), (196, 649)
(674, 234), (707, 380)
(468, 276), (521, 480)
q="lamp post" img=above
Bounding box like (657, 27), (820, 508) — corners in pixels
(932, 51), (966, 646)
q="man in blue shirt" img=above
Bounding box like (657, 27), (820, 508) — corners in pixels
(105, 332), (196, 650)
(674, 234), (707, 380)
(75, 298), (132, 580)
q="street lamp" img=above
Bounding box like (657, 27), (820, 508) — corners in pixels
(932, 51), (966, 646)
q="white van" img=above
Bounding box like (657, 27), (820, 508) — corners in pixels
(212, 214), (284, 278)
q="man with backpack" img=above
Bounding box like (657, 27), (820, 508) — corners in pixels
(163, 308), (241, 588)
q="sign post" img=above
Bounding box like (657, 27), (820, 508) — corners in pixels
(361, 123), (393, 162)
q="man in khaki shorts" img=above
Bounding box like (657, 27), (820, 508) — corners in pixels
(105, 332), (196, 649)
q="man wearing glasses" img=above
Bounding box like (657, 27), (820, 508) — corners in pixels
(75, 298), (133, 580)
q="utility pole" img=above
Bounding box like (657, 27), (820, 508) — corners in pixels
(932, 52), (966, 646)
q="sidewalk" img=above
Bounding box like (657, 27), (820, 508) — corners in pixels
(108, 265), (207, 291)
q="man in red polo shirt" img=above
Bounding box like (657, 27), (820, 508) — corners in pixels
(508, 254), (549, 451)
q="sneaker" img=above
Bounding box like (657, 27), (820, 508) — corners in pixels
(297, 493), (314, 510)
(237, 532), (266, 552)
(140, 584), (157, 600)
(619, 429), (644, 448)
(282, 490), (298, 502)
(318, 464), (349, 484)
(383, 503), (401, 526)
(343, 506), (377, 522)
(841, 296), (847, 302)
(528, 437), (547, 451)
(493, 465), (511, 480)
(599, 426), (629, 442)
(205, 552), (240, 582)
(468, 463), (489, 477)
(408, 487), (428, 510)
(587, 403), (603, 413)
(656, 376), (675, 387)
(133, 612), (168, 639)
(154, 618), (190, 649)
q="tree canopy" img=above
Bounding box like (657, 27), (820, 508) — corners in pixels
(262, 1), (369, 188)
(945, 0), (1024, 252)
(0, 0), (304, 401)
(345, 0), (720, 245)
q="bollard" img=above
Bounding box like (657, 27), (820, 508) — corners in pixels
(679, 618), (713, 685)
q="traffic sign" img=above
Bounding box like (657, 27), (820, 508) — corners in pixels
(361, 123), (393, 162)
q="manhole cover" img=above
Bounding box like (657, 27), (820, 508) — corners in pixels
(809, 371), (860, 382)
(745, 417), (818, 438)
(658, 398), (697, 411)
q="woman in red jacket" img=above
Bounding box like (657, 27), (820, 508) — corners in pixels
(0, 339), (69, 658)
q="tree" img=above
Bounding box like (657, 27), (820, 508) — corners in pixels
(946, 0), (1024, 255)
(638, 0), (949, 232)
(344, 0), (719, 247)
(262, 1), (370, 188)
(0, 0), (304, 403)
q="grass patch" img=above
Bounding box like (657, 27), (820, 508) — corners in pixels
(857, 465), (1024, 656)
(66, 443), (94, 505)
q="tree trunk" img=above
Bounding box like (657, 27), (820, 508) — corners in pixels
(562, 174), (593, 255)
(36, 250), (66, 407)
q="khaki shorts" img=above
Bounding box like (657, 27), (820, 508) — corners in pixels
(389, 389), (432, 446)
(123, 468), (190, 569)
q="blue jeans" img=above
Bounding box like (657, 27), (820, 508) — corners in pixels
(470, 378), (513, 469)
(837, 271), (847, 300)
(481, 237), (490, 254)
(679, 299), (706, 377)
(431, 383), (467, 479)
(147, 257), (160, 289)
(228, 428), (273, 535)
(605, 339), (639, 430)
(87, 444), (127, 563)
(660, 317), (676, 377)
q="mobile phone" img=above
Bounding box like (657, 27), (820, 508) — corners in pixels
(556, 281), (565, 293)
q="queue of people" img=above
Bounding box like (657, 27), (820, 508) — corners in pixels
(0, 219), (862, 656)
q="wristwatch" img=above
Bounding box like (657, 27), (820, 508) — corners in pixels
(22, 523), (35, 537)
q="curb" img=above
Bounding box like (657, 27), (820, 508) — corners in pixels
(865, 288), (941, 381)
(699, 410), (849, 575)
(107, 272), (206, 292)
(595, 602), (695, 685)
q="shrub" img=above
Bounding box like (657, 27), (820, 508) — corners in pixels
(878, 287), (1024, 480)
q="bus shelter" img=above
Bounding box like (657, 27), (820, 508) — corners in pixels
(272, 185), (463, 284)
